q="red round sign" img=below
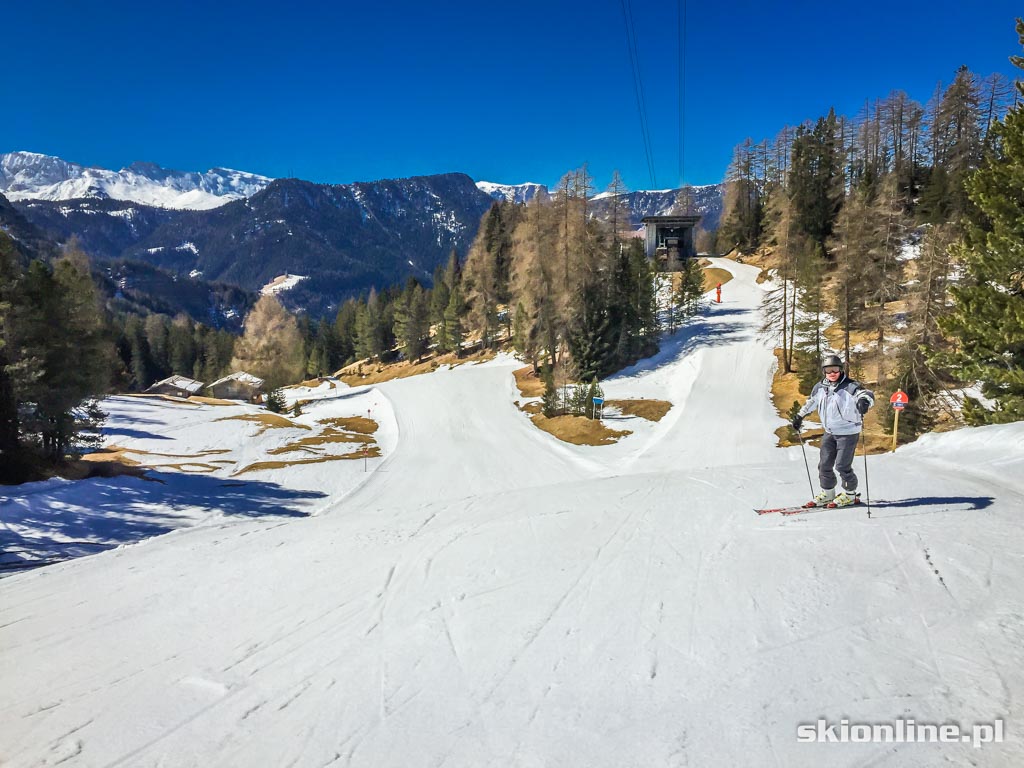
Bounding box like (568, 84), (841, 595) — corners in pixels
(890, 390), (909, 407)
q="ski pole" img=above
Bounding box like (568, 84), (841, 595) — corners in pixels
(860, 430), (871, 519)
(796, 429), (814, 500)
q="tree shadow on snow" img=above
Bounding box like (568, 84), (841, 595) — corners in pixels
(0, 471), (325, 574)
(101, 427), (174, 441)
(608, 305), (754, 380)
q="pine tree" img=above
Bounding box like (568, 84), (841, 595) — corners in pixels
(789, 111), (844, 248)
(444, 285), (465, 358)
(937, 19), (1024, 423)
(265, 388), (286, 413)
(718, 139), (763, 253)
(144, 314), (171, 380)
(393, 280), (430, 362)
(541, 362), (560, 417)
(13, 248), (111, 460)
(124, 315), (152, 389)
(889, 224), (957, 437)
(168, 314), (196, 376)
(0, 235), (22, 478)
(334, 298), (359, 366)
(354, 289), (386, 361)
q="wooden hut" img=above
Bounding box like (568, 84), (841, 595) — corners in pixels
(207, 371), (265, 402)
(145, 375), (205, 398)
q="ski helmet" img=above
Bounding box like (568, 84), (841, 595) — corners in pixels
(821, 354), (844, 372)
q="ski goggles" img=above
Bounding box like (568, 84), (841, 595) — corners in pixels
(822, 366), (842, 374)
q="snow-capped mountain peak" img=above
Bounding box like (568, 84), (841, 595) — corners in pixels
(0, 151), (273, 211)
(476, 180), (548, 204)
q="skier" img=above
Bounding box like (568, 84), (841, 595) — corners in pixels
(791, 355), (874, 507)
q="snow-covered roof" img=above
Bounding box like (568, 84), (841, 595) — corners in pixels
(209, 371), (265, 388)
(147, 374), (204, 394)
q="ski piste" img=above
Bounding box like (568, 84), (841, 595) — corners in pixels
(755, 498), (866, 516)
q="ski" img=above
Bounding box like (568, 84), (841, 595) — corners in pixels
(780, 498), (865, 516)
(754, 503), (818, 515)
(755, 498), (865, 516)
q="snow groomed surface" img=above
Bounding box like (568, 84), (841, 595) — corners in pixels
(1, 259), (1022, 766)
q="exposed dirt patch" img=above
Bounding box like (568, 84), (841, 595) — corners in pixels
(605, 399), (672, 422)
(529, 414), (632, 446)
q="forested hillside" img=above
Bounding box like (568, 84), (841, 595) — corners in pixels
(716, 40), (1023, 433)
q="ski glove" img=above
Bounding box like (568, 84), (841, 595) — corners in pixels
(791, 415), (803, 430)
(857, 399), (870, 415)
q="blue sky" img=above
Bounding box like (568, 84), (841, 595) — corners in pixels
(3, 1), (1021, 192)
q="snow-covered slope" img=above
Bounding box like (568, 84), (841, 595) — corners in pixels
(1, 259), (1022, 767)
(0, 151), (272, 210)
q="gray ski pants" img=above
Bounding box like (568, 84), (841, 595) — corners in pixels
(819, 432), (859, 492)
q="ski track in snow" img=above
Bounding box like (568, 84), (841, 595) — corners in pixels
(1, 258), (1023, 766)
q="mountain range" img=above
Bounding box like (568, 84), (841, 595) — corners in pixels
(0, 151), (270, 210)
(1, 152), (723, 319)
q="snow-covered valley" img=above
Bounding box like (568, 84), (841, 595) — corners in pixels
(1, 259), (1021, 767)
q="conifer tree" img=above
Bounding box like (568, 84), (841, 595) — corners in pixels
(889, 224), (957, 436)
(789, 111), (843, 249)
(13, 247), (111, 460)
(265, 388), (286, 413)
(334, 298), (359, 365)
(937, 19), (1024, 423)
(393, 280), (430, 362)
(144, 314), (171, 380)
(354, 289), (386, 361)
(168, 315), (196, 376)
(718, 139), (762, 253)
(0, 235), (22, 477)
(124, 315), (152, 389)
(444, 284), (465, 357)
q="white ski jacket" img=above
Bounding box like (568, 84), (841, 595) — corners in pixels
(797, 375), (874, 436)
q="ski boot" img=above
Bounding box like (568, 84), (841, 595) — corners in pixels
(805, 488), (836, 508)
(829, 489), (861, 508)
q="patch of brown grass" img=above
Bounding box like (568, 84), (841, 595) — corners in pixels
(702, 267), (734, 292)
(336, 349), (498, 386)
(605, 399), (672, 422)
(513, 366), (544, 398)
(234, 445), (382, 475)
(529, 414), (632, 446)
(268, 429), (375, 455)
(216, 413), (311, 434)
(317, 416), (378, 434)
(519, 400), (543, 415)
